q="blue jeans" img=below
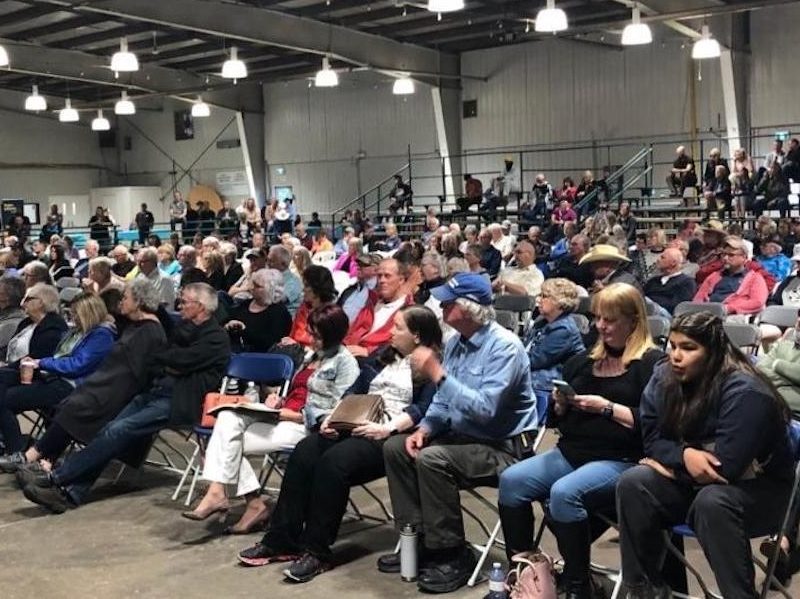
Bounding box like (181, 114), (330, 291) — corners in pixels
(498, 447), (633, 523)
(53, 388), (172, 504)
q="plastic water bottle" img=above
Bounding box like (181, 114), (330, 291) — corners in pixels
(485, 562), (507, 599)
(399, 523), (418, 582)
(244, 381), (259, 403)
(226, 378), (239, 395)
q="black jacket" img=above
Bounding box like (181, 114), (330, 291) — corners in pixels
(13, 312), (68, 364)
(154, 317), (231, 426)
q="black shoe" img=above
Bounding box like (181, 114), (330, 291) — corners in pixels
(21, 482), (73, 514)
(237, 542), (299, 567)
(759, 536), (800, 588)
(0, 451), (26, 473)
(416, 546), (476, 594)
(377, 551), (402, 573)
(283, 553), (331, 583)
(15, 462), (51, 489)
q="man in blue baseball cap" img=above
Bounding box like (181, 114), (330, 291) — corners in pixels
(379, 272), (538, 593)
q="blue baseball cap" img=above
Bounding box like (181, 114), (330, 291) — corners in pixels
(431, 272), (493, 306)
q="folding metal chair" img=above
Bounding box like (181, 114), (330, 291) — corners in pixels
(756, 305), (799, 330)
(56, 277), (80, 289)
(171, 352), (295, 505)
(674, 302), (727, 318)
(723, 322), (761, 354)
(495, 309), (519, 333)
(647, 315), (672, 350)
(659, 420), (800, 599)
(465, 390), (550, 587)
(495, 294), (536, 334)
(58, 287), (81, 304)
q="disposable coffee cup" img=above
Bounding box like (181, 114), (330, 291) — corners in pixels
(20, 359), (35, 385)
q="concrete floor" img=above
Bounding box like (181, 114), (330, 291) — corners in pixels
(0, 431), (797, 599)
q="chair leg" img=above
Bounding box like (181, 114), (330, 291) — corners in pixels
(468, 518), (502, 587)
(171, 442), (199, 502)
(661, 531), (722, 599)
(185, 460), (201, 506)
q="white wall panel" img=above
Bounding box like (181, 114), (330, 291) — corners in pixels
(264, 76), (440, 216)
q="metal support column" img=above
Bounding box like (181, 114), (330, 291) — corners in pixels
(719, 49), (742, 152)
(236, 109), (267, 206)
(431, 86), (461, 207)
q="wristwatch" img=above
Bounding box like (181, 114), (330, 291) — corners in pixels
(601, 402), (614, 419)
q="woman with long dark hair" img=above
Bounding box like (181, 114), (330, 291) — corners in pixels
(237, 305), (442, 583)
(617, 311), (795, 599)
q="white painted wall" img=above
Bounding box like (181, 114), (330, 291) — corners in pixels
(263, 74), (442, 218)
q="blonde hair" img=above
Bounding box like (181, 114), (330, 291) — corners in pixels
(541, 278), (579, 313)
(156, 244), (175, 261)
(589, 283), (654, 366)
(71, 293), (109, 332)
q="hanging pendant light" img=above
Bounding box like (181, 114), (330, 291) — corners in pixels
(24, 85), (47, 111)
(58, 99), (79, 123)
(110, 37), (139, 73)
(314, 56), (338, 87)
(191, 96), (210, 118)
(114, 90), (136, 115)
(91, 109), (110, 131)
(426, 0), (464, 13)
(392, 76), (414, 95)
(621, 6), (652, 46)
(221, 46), (247, 82)
(535, 0), (568, 33)
(692, 25), (721, 59)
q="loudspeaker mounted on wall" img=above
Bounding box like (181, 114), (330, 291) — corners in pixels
(98, 130), (116, 148)
(463, 99), (478, 119)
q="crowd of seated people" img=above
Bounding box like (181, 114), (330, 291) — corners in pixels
(3, 178), (800, 599)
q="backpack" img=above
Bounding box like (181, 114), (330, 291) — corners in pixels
(506, 551), (558, 599)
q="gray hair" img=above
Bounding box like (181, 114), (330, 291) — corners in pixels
(85, 239), (99, 252)
(88, 257), (113, 278)
(183, 282), (218, 314)
(421, 251), (447, 278)
(178, 245), (197, 262)
(0, 276), (25, 307)
(252, 268), (286, 305)
(454, 297), (495, 325)
(23, 261), (52, 286)
(446, 257), (469, 275)
(348, 237), (364, 252)
(220, 242), (238, 265)
(268, 245), (292, 270)
(138, 247), (158, 264)
(464, 224), (477, 238)
(126, 278), (161, 313)
(29, 282), (60, 313)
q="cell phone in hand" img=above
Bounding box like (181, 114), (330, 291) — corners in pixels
(552, 379), (576, 400)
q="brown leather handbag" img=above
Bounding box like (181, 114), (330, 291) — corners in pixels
(327, 394), (385, 431)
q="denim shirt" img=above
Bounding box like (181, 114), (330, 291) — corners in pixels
(302, 345), (360, 429)
(282, 270), (303, 317)
(525, 314), (585, 392)
(420, 321), (538, 441)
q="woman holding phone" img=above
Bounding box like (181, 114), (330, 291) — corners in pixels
(497, 283), (663, 599)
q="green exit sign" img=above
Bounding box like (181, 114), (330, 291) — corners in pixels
(775, 130), (790, 141)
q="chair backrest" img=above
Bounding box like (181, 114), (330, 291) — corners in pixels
(58, 287), (81, 304)
(224, 352), (295, 397)
(647, 315), (671, 347)
(494, 294), (535, 313)
(723, 322), (761, 353)
(570, 313), (591, 335)
(495, 310), (518, 333)
(674, 301), (727, 318)
(758, 305), (798, 330)
(56, 276), (80, 289)
(576, 295), (593, 316)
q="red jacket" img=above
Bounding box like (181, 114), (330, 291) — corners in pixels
(344, 292), (413, 354)
(693, 267), (768, 315)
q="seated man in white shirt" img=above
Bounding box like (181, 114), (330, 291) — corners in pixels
(135, 247), (175, 306)
(489, 223), (515, 262)
(492, 241), (544, 298)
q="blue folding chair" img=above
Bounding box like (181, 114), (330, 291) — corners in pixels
(465, 389), (550, 586)
(171, 353), (295, 505)
(660, 420), (800, 599)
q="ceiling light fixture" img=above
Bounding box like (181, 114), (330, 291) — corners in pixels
(621, 6), (652, 46)
(0, 44), (8, 67)
(58, 99), (79, 123)
(426, 0), (464, 13)
(91, 109), (110, 131)
(535, 0), (568, 33)
(221, 46), (247, 82)
(110, 37), (139, 75)
(191, 96), (211, 117)
(392, 76), (415, 95)
(114, 90), (136, 115)
(24, 85), (47, 112)
(692, 25), (721, 59)
(314, 56), (338, 87)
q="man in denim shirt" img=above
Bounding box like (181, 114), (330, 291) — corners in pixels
(379, 272), (537, 593)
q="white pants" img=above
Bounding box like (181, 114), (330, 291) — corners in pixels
(201, 410), (307, 497)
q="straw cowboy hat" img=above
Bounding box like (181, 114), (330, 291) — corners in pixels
(702, 219), (727, 237)
(578, 244), (632, 265)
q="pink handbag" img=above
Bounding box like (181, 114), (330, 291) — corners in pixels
(507, 551), (558, 599)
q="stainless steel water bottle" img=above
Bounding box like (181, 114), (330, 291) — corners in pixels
(400, 523), (418, 582)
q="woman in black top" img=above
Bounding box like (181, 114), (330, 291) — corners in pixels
(617, 312), (795, 599)
(48, 244), (74, 282)
(225, 269), (292, 352)
(498, 283), (662, 599)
